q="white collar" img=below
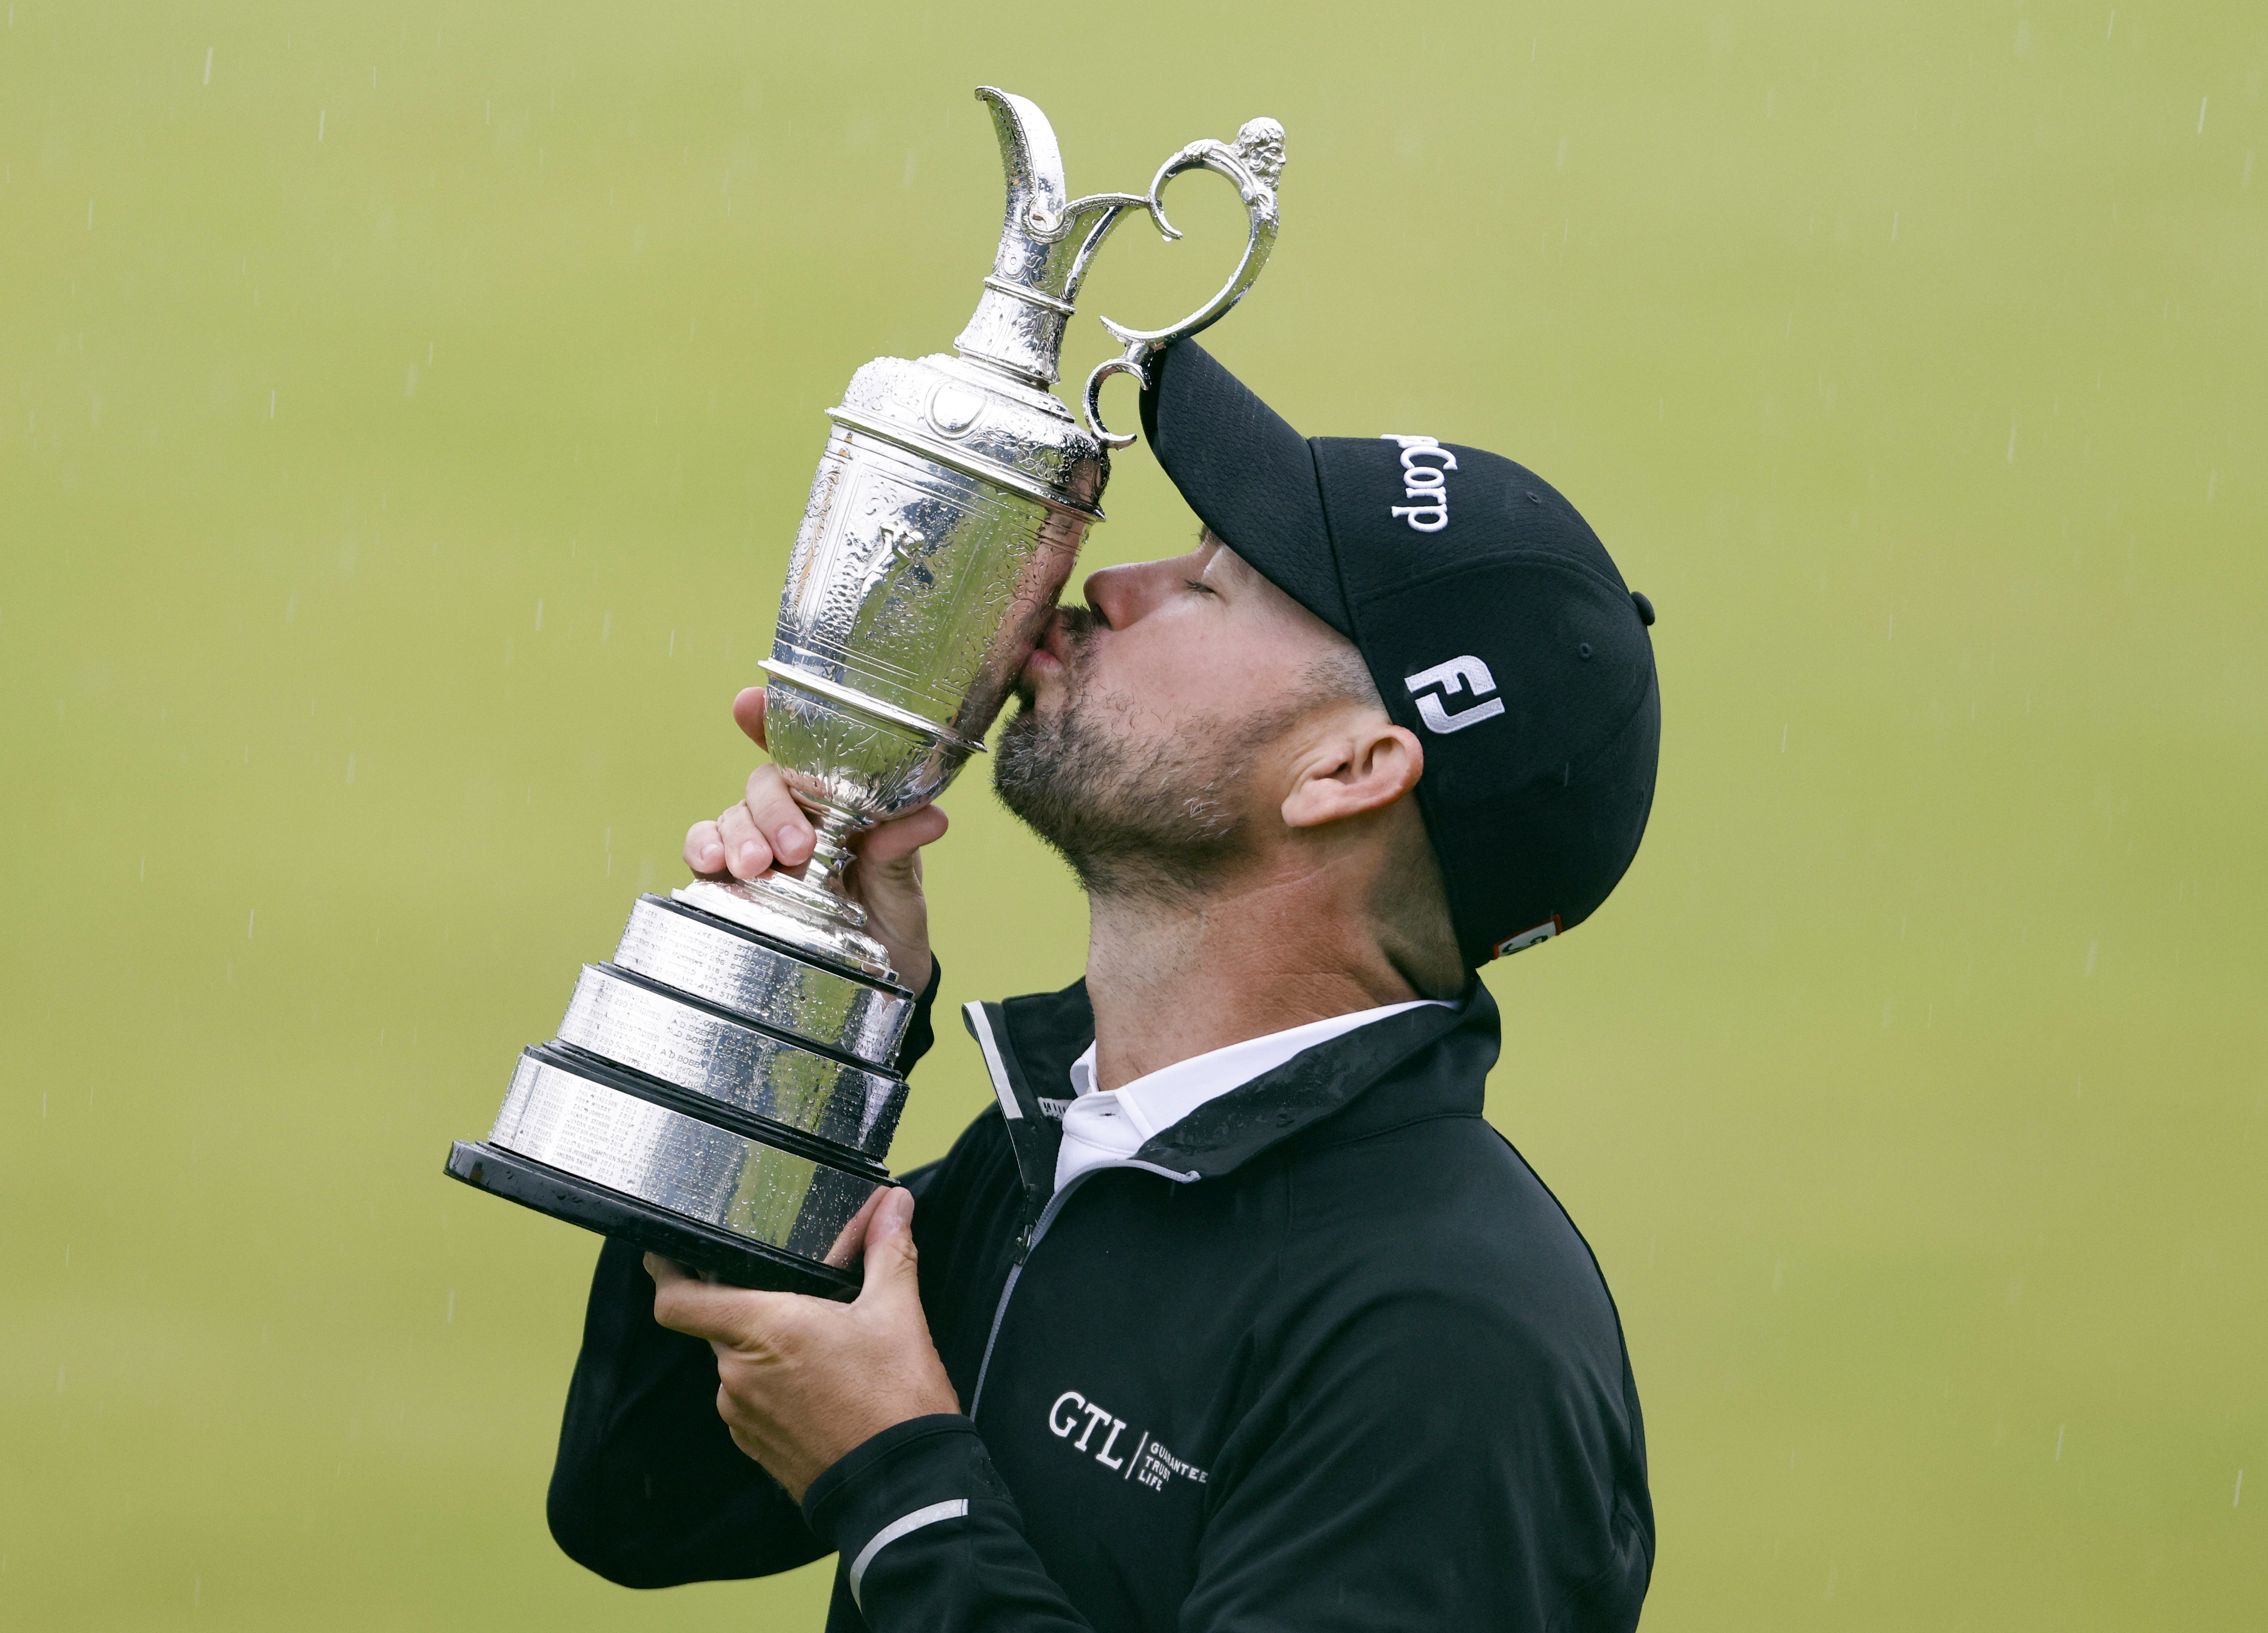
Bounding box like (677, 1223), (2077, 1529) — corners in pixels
(1051, 999), (1450, 1197)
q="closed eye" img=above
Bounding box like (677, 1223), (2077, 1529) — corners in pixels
(1184, 578), (1217, 596)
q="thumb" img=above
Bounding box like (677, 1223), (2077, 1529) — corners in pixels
(732, 686), (768, 749)
(855, 1187), (921, 1311)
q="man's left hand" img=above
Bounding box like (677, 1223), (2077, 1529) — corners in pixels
(648, 1186), (960, 1502)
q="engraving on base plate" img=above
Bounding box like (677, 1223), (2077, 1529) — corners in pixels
(557, 966), (907, 1159)
(611, 895), (910, 1067)
(489, 1056), (882, 1263)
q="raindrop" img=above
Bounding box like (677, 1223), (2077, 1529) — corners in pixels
(2007, 422), (2018, 462)
(248, 908), (257, 939)
(2197, 97), (2208, 136)
(1891, 210), (1899, 240)
(318, 110), (326, 142)
(535, 598), (544, 632)
(204, 46), (213, 85)
(2237, 1469), (2246, 1507)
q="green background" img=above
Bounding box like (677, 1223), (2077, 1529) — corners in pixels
(3, 1), (2261, 1627)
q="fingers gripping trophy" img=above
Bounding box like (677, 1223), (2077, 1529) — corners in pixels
(446, 89), (1286, 1297)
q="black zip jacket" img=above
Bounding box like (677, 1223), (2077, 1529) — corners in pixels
(547, 972), (1654, 1631)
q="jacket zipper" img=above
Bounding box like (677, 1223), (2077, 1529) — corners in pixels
(964, 1034), (1196, 1418)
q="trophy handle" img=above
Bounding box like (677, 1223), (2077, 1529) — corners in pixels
(1078, 117), (1286, 449)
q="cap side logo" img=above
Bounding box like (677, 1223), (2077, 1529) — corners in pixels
(1405, 655), (1505, 734)
(1381, 434), (1456, 533)
(1493, 916), (1562, 959)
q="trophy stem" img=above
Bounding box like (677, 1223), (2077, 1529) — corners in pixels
(670, 801), (899, 985)
(799, 807), (861, 895)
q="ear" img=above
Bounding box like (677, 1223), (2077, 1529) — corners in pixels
(1281, 718), (1426, 831)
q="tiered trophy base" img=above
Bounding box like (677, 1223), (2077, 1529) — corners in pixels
(447, 891), (916, 1298)
(445, 1140), (864, 1299)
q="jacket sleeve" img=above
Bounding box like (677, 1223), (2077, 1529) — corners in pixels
(799, 1293), (1646, 1633)
(1181, 1289), (1650, 1632)
(545, 960), (946, 1587)
(800, 1416), (1097, 1632)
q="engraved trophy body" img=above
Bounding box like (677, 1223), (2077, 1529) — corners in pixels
(446, 89), (1284, 1296)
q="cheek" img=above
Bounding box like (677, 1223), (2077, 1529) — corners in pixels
(1093, 620), (1292, 725)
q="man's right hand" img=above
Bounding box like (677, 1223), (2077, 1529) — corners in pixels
(684, 687), (946, 994)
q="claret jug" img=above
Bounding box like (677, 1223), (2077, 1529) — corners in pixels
(447, 87), (1285, 1294)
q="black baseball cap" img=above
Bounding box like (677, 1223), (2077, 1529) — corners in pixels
(1138, 340), (1660, 968)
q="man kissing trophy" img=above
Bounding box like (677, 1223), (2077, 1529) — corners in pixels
(446, 87), (1287, 1297)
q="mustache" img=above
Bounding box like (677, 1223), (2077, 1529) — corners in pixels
(1013, 603), (1103, 708)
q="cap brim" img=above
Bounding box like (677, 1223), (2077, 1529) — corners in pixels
(1140, 341), (1351, 636)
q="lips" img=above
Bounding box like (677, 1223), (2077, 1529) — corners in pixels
(1024, 609), (1075, 676)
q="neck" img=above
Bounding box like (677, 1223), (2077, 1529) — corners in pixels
(1082, 858), (1422, 1093)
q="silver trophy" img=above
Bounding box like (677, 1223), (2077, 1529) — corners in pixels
(447, 88), (1284, 1295)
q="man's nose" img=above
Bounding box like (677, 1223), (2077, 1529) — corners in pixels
(1080, 558), (1172, 630)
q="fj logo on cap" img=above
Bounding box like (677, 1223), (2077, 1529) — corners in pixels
(1381, 434), (1457, 532)
(1405, 655), (1505, 734)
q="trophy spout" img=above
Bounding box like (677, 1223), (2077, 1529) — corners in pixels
(952, 88), (1147, 387)
(952, 88), (1288, 446)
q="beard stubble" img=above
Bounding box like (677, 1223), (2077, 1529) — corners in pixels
(991, 617), (1304, 905)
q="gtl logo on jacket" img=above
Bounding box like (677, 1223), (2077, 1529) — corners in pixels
(1048, 1389), (1210, 1495)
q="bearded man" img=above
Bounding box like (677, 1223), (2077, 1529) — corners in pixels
(544, 343), (1663, 1631)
